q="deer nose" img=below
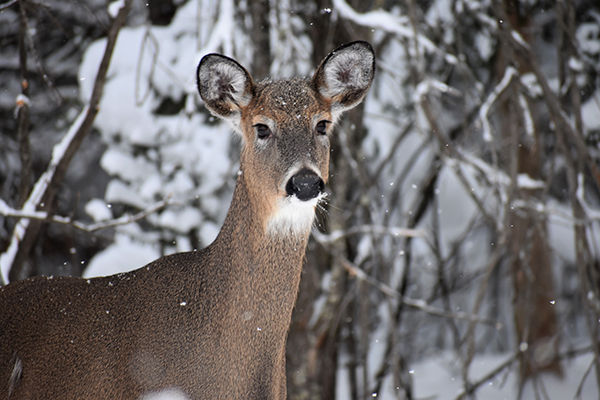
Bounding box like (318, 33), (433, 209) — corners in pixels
(286, 169), (325, 201)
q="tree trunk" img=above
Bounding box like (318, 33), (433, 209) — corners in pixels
(497, 0), (562, 386)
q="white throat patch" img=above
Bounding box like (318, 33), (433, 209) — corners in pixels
(266, 193), (324, 237)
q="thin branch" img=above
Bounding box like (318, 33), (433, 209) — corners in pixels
(461, 245), (504, 390)
(574, 355), (596, 400)
(338, 255), (497, 326)
(455, 352), (519, 400)
(0, 197), (174, 233)
(17, 0), (32, 207)
(0, 0), (17, 12)
(312, 224), (424, 244)
(135, 26), (159, 106)
(455, 346), (595, 400)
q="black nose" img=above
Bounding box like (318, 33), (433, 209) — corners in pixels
(286, 169), (325, 201)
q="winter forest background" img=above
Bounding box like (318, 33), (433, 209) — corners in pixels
(1, 0), (600, 398)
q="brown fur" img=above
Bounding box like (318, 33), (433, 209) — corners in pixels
(0, 41), (374, 399)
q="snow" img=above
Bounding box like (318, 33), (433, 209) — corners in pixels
(139, 389), (189, 400)
(156, 207), (202, 234)
(100, 148), (159, 183)
(475, 31), (494, 62)
(107, 0), (125, 18)
(105, 179), (149, 210)
(577, 23), (600, 56)
(336, 350), (599, 400)
(581, 92), (600, 132)
(85, 198), (113, 222)
(517, 173), (546, 190)
(83, 231), (160, 278)
(520, 73), (543, 98)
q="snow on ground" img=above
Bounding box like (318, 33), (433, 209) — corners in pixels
(337, 350), (599, 399)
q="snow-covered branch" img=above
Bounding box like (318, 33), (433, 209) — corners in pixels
(479, 66), (517, 142)
(333, 0), (458, 64)
(0, 105), (89, 285)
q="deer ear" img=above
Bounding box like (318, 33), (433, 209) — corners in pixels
(313, 41), (375, 117)
(197, 54), (255, 133)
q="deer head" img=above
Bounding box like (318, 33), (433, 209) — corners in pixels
(197, 41), (375, 237)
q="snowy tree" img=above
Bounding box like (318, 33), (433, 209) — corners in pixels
(1, 0), (600, 399)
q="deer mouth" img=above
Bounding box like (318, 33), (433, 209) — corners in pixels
(285, 168), (325, 202)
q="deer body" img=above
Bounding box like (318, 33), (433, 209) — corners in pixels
(0, 41), (374, 399)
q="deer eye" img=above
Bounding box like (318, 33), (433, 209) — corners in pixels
(254, 124), (272, 139)
(315, 120), (329, 135)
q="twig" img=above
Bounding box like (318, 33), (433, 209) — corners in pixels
(17, 0), (32, 207)
(574, 355), (596, 400)
(503, 18), (600, 192)
(0, 0), (17, 12)
(0, 197), (174, 233)
(455, 345), (595, 400)
(338, 255), (497, 326)
(313, 224), (424, 244)
(460, 245), (503, 390)
(135, 26), (159, 106)
(455, 352), (519, 400)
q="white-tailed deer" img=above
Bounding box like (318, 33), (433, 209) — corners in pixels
(0, 41), (375, 399)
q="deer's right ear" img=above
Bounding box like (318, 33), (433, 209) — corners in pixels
(197, 54), (255, 133)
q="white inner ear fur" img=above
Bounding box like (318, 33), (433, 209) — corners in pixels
(321, 48), (374, 99)
(201, 62), (252, 107)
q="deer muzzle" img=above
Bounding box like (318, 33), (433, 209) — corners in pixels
(285, 168), (325, 201)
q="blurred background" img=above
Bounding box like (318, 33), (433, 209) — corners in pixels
(1, 0), (600, 398)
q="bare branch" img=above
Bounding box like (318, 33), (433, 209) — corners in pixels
(0, 0), (17, 12)
(337, 254), (497, 326)
(0, 197), (174, 233)
(16, 0), (32, 207)
(313, 224), (424, 244)
(455, 352), (519, 400)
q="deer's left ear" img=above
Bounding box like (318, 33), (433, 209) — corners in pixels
(313, 41), (375, 117)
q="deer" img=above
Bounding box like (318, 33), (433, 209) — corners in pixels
(0, 41), (375, 399)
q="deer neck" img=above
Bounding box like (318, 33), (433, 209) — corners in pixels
(216, 172), (313, 254)
(212, 173), (312, 302)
